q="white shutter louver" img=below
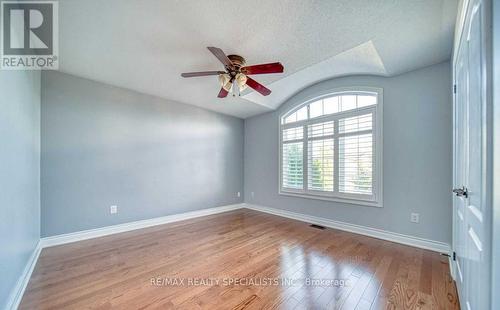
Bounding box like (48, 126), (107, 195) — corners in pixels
(308, 121), (334, 191)
(282, 142), (303, 189)
(338, 113), (373, 195)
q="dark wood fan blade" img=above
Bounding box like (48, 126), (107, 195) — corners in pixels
(181, 71), (224, 78)
(241, 62), (284, 75)
(245, 76), (271, 96)
(207, 47), (233, 68)
(217, 87), (229, 98)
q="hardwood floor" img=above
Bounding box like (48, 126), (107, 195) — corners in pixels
(20, 209), (459, 309)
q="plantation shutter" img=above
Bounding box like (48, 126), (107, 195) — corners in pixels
(338, 113), (374, 195)
(282, 126), (304, 189)
(307, 121), (334, 191)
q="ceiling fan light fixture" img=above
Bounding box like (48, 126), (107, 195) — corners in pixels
(218, 73), (231, 87)
(222, 81), (232, 92)
(219, 73), (232, 93)
(235, 73), (248, 92)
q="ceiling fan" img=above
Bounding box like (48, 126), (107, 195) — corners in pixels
(181, 47), (284, 98)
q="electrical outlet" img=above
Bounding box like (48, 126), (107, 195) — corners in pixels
(410, 213), (419, 223)
(237, 192), (241, 197)
(110, 205), (118, 214)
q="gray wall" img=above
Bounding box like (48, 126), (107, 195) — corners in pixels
(244, 61), (452, 243)
(0, 70), (41, 308)
(41, 71), (243, 237)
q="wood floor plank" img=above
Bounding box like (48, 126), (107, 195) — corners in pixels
(19, 209), (459, 310)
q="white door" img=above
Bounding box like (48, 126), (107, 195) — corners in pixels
(453, 38), (468, 304)
(453, 0), (491, 309)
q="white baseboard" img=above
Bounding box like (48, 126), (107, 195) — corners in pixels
(5, 241), (42, 310)
(244, 203), (451, 254)
(40, 203), (244, 248)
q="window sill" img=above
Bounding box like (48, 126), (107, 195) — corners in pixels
(278, 190), (382, 208)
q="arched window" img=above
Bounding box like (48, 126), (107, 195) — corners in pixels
(279, 87), (383, 207)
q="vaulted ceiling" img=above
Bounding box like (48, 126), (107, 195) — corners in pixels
(58, 0), (457, 118)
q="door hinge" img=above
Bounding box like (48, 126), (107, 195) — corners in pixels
(441, 251), (456, 261)
(453, 84), (457, 94)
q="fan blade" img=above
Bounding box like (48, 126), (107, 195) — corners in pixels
(181, 71), (224, 78)
(245, 76), (271, 96)
(241, 62), (284, 75)
(207, 47), (233, 68)
(217, 87), (229, 98)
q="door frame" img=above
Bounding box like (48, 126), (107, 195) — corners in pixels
(491, 1), (500, 309)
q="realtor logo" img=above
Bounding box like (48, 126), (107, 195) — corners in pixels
(1, 0), (58, 70)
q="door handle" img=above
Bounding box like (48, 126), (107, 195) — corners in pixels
(452, 186), (468, 198)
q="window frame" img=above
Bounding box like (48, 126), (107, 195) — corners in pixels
(278, 87), (383, 208)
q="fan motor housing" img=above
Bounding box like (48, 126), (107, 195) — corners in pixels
(227, 55), (246, 68)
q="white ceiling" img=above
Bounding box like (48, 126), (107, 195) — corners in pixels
(58, 0), (458, 118)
